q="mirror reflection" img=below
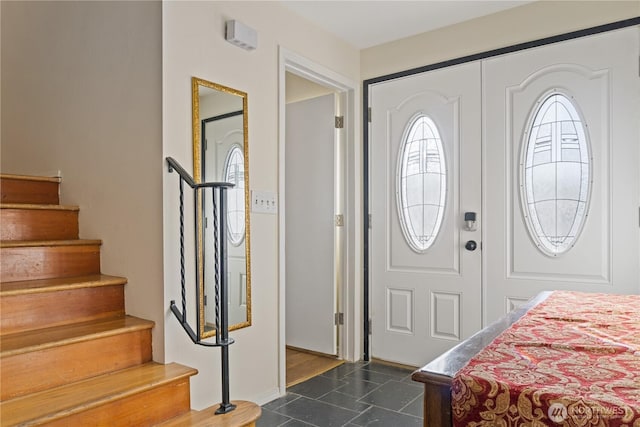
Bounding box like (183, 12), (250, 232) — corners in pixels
(192, 77), (250, 338)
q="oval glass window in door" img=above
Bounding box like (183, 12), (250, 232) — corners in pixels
(223, 145), (245, 246)
(521, 92), (591, 256)
(397, 115), (447, 252)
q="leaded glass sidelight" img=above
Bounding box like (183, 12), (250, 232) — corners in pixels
(521, 92), (591, 256)
(223, 145), (245, 246)
(397, 115), (447, 252)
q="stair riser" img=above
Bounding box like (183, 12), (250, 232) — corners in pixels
(1, 285), (125, 335)
(44, 379), (191, 427)
(0, 178), (59, 205)
(0, 245), (100, 282)
(1, 329), (152, 400)
(1, 209), (79, 241)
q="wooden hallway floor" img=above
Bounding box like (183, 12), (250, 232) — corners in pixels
(286, 347), (344, 387)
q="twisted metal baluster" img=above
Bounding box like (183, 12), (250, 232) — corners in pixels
(216, 186), (235, 414)
(179, 179), (187, 323)
(212, 187), (221, 344)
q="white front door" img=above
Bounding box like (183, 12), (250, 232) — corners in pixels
(368, 25), (639, 367)
(285, 93), (339, 356)
(483, 26), (640, 323)
(369, 62), (482, 367)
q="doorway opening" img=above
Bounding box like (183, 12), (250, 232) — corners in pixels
(278, 47), (359, 396)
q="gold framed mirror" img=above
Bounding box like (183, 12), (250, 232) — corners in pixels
(192, 76), (251, 338)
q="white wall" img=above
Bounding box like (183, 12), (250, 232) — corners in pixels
(361, 1), (639, 79)
(0, 1), (165, 359)
(162, 1), (360, 409)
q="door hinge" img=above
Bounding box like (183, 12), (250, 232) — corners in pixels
(204, 139), (208, 151)
(368, 214), (372, 229)
(205, 217), (208, 228)
(368, 319), (372, 335)
(335, 116), (344, 129)
(204, 294), (207, 306)
(335, 214), (344, 227)
(368, 107), (372, 123)
(334, 312), (344, 325)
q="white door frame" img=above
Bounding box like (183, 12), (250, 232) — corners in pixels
(278, 47), (360, 396)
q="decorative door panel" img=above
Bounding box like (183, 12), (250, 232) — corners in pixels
(387, 90), (459, 274)
(508, 64), (609, 280)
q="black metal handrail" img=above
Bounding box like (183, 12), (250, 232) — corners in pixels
(166, 156), (237, 414)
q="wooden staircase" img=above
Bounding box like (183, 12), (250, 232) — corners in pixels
(0, 174), (260, 426)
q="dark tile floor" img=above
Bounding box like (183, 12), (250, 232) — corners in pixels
(259, 361), (423, 426)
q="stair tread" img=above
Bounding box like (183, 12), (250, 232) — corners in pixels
(0, 239), (102, 248)
(1, 203), (79, 211)
(1, 315), (153, 357)
(0, 362), (197, 426)
(0, 274), (127, 296)
(159, 401), (261, 427)
(0, 173), (61, 183)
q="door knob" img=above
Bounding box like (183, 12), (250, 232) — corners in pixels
(465, 240), (477, 251)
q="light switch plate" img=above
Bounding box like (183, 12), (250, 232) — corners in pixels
(251, 190), (277, 214)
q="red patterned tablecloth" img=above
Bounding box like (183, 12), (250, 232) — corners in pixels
(452, 291), (640, 427)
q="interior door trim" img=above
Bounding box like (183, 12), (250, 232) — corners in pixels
(279, 46), (358, 398)
(362, 17), (640, 361)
